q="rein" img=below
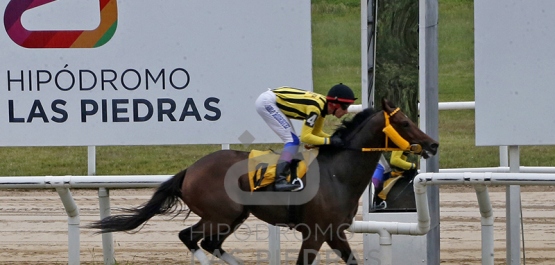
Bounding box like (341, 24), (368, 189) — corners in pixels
(354, 108), (422, 154)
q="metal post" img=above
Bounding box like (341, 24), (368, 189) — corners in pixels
(56, 187), (80, 265)
(363, 0), (377, 109)
(362, 186), (371, 265)
(268, 225), (281, 265)
(88, 146), (96, 176)
(88, 146), (116, 264)
(506, 146), (521, 264)
(475, 184), (494, 265)
(419, 0), (440, 264)
(499, 146), (509, 167)
(361, 1), (376, 263)
(99, 188), (115, 265)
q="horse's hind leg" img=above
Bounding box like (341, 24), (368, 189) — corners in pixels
(200, 212), (249, 265)
(179, 221), (213, 265)
(325, 230), (357, 264)
(201, 234), (242, 265)
(179, 215), (248, 265)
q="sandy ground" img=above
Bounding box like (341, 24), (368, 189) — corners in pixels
(0, 186), (554, 265)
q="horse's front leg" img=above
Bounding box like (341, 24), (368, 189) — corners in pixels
(296, 229), (326, 265)
(326, 230), (358, 264)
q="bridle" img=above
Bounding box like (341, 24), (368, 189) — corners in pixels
(358, 108), (422, 154)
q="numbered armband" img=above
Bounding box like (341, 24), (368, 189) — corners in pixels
(305, 112), (318, 127)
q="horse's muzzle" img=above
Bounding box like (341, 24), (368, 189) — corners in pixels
(420, 142), (439, 159)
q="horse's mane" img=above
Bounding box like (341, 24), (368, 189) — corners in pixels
(332, 107), (378, 138)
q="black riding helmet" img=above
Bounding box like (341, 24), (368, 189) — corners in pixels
(326, 83), (357, 104)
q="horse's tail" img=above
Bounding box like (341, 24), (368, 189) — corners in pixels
(88, 169), (187, 233)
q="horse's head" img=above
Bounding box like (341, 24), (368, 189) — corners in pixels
(330, 99), (438, 158)
(381, 98), (438, 158)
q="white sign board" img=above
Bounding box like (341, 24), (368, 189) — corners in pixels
(0, 0), (312, 146)
(475, 0), (555, 146)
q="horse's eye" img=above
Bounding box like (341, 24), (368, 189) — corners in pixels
(402, 121), (410, 128)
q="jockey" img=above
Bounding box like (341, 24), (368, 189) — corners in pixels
(371, 155), (392, 209)
(372, 150), (417, 209)
(390, 150), (417, 174)
(255, 83), (357, 191)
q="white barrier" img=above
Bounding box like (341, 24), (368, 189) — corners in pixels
(0, 175), (171, 265)
(0, 175), (172, 189)
(413, 172), (555, 265)
(348, 182), (431, 265)
(348, 172), (555, 265)
(348, 101), (475, 113)
(4, 171), (555, 265)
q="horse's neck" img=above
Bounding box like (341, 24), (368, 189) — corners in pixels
(318, 113), (388, 195)
(349, 112), (387, 148)
(317, 150), (382, 196)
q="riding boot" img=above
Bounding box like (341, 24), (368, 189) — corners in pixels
(372, 186), (383, 205)
(274, 160), (300, 191)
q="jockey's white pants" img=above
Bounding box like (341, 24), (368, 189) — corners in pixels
(255, 90), (297, 143)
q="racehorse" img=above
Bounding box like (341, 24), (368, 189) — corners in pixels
(88, 98), (438, 265)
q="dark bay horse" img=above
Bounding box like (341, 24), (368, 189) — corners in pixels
(89, 98), (438, 265)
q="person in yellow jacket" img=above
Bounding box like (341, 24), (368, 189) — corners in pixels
(390, 150), (416, 173)
(372, 150), (417, 209)
(255, 84), (356, 191)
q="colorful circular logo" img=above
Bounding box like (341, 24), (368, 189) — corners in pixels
(4, 0), (118, 48)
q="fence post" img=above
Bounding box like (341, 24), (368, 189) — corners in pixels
(99, 187), (115, 265)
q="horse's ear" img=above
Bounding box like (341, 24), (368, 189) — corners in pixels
(381, 98), (396, 113)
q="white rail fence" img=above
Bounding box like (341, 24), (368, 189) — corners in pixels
(348, 172), (555, 265)
(0, 175), (172, 265)
(3, 172), (555, 265)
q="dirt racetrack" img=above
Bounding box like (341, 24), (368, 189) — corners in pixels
(0, 186), (554, 265)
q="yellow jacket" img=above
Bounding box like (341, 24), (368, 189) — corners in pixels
(273, 87), (330, 145)
(390, 151), (415, 171)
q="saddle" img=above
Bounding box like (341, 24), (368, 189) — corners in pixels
(377, 171), (403, 200)
(247, 149), (318, 191)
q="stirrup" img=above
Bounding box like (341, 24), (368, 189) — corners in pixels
(372, 201), (387, 210)
(274, 175), (300, 191)
(291, 178), (304, 191)
(274, 181), (301, 191)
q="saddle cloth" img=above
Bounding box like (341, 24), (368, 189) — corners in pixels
(247, 149), (318, 191)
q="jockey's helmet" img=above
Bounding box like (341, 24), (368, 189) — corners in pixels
(326, 83), (357, 104)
